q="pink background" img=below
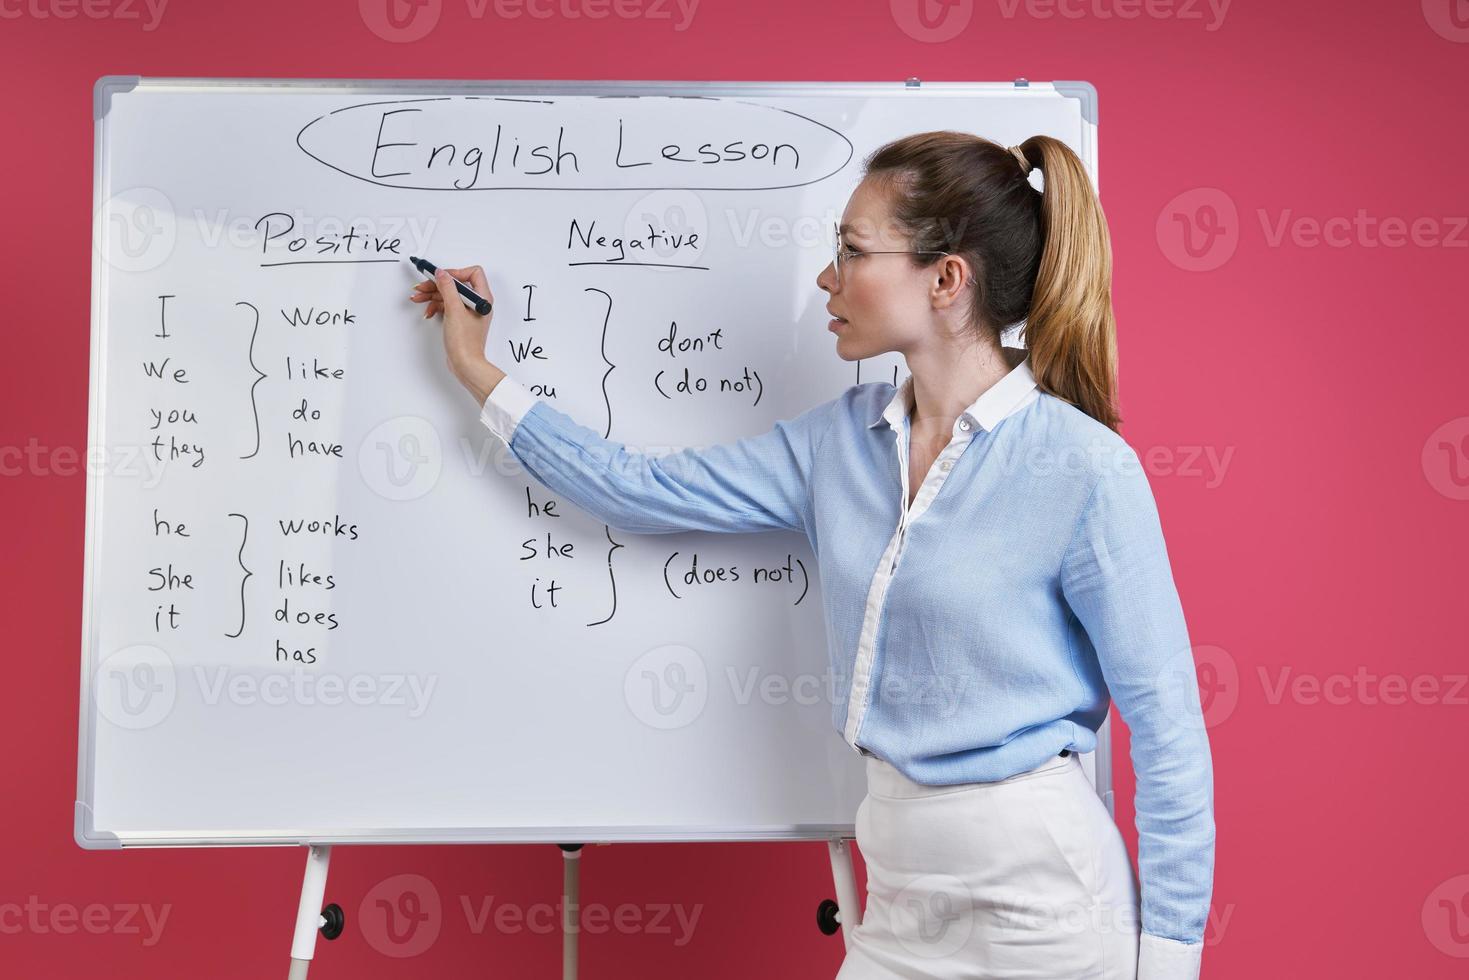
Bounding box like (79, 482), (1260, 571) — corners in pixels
(4, 0), (1468, 976)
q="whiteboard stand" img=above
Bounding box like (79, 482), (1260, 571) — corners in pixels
(562, 844), (583, 979)
(826, 837), (862, 946)
(287, 845), (340, 979)
(277, 837), (862, 977)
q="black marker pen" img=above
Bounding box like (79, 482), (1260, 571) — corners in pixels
(409, 256), (493, 316)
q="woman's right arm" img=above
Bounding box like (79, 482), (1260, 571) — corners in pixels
(471, 368), (839, 537)
(417, 265), (839, 537)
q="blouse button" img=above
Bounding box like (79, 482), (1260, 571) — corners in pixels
(958, 419), (971, 431)
(940, 460), (953, 471)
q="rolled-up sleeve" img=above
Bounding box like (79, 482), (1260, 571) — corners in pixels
(1059, 449), (1217, 980)
(477, 376), (840, 536)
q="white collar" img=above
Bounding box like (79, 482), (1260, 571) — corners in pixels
(868, 352), (1039, 433)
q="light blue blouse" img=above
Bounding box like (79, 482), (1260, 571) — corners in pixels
(478, 354), (1215, 972)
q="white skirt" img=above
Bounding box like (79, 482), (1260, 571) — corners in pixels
(837, 751), (1141, 980)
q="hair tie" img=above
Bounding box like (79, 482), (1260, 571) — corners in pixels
(1007, 144), (1032, 175)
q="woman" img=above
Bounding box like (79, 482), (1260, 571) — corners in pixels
(412, 132), (1215, 980)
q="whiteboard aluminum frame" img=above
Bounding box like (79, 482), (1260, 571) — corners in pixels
(79, 75), (1103, 849)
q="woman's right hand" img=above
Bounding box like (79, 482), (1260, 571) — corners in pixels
(410, 264), (506, 404)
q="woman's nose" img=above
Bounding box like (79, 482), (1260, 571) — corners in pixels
(817, 261), (837, 294)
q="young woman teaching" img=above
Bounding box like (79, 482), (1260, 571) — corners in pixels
(411, 132), (1215, 980)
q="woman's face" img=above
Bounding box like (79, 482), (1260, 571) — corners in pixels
(817, 175), (960, 362)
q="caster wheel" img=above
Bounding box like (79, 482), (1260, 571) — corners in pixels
(319, 903), (344, 941)
(817, 898), (842, 936)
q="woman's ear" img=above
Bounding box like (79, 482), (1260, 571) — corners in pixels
(931, 254), (974, 308)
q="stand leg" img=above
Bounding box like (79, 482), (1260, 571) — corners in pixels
(827, 837), (861, 949)
(287, 844), (332, 980)
(1095, 712), (1116, 820)
(562, 845), (583, 980)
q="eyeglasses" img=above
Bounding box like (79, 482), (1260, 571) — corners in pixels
(831, 220), (952, 288)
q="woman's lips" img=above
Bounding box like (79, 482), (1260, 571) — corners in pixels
(828, 316), (846, 331)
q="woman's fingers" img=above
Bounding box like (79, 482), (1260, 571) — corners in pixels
(440, 266), (494, 304)
(464, 266), (491, 297)
(409, 264), (492, 319)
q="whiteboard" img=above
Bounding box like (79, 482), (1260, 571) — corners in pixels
(78, 76), (1099, 847)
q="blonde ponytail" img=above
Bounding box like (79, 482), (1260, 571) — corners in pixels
(1015, 136), (1120, 431)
